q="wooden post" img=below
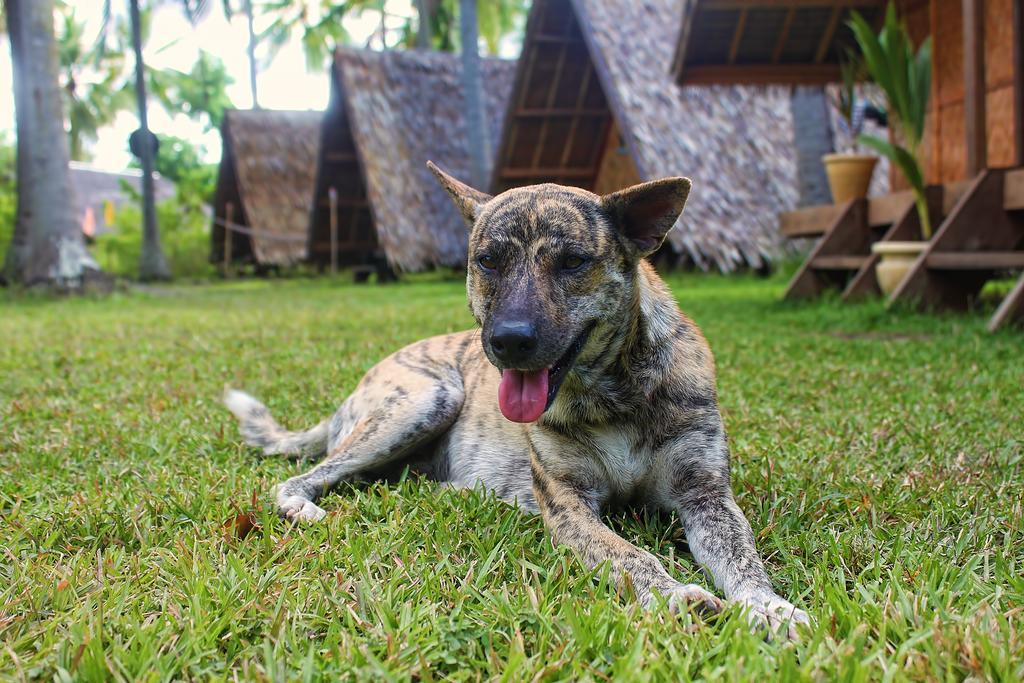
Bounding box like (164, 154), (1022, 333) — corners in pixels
(963, 0), (987, 176)
(223, 202), (234, 278)
(328, 187), (339, 275)
(1015, 0), (1024, 165)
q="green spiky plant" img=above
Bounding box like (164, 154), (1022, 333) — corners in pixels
(849, 2), (933, 238)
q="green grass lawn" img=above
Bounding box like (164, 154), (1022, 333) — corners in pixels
(2, 273), (1022, 681)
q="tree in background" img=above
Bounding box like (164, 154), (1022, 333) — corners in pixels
(260, 0), (354, 71)
(55, 3), (134, 162)
(459, 0), (487, 188)
(2, 0), (103, 287)
(150, 49), (234, 131)
(411, 0), (526, 54)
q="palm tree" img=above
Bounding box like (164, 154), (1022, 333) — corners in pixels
(459, 0), (488, 188)
(55, 4), (134, 162)
(128, 0), (171, 281)
(261, 0), (353, 72)
(413, 0), (526, 54)
(2, 0), (102, 287)
(102, 0), (214, 281)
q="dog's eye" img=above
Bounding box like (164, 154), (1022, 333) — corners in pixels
(560, 255), (587, 272)
(477, 254), (497, 272)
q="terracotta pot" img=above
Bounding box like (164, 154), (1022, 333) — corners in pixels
(822, 153), (878, 204)
(872, 241), (928, 295)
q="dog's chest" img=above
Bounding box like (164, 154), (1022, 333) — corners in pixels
(588, 426), (653, 497)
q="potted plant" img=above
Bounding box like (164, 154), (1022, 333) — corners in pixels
(822, 49), (878, 203)
(849, 2), (933, 295)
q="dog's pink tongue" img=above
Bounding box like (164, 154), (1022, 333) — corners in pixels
(498, 368), (549, 423)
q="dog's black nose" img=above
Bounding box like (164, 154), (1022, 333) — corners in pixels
(490, 320), (538, 366)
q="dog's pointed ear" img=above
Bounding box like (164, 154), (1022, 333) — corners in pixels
(600, 177), (690, 256)
(427, 161), (492, 228)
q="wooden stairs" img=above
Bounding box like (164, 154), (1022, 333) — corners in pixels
(781, 167), (1024, 331)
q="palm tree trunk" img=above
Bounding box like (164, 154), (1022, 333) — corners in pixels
(415, 0), (434, 49)
(2, 0), (101, 287)
(245, 0), (260, 108)
(129, 0), (170, 281)
(459, 0), (489, 189)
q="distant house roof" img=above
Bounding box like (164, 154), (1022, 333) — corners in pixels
(212, 109), (321, 267)
(308, 48), (516, 272)
(672, 0), (885, 86)
(69, 163), (175, 237)
(492, 0), (806, 271)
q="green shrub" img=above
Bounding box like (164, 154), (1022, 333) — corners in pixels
(94, 198), (213, 280)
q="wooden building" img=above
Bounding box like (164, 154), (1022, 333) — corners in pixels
(682, 1), (1024, 329)
(211, 109), (321, 269)
(308, 48), (516, 274)
(491, 0), (808, 272)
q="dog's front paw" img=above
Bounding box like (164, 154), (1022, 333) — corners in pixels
(277, 495), (327, 523)
(733, 592), (810, 641)
(644, 583), (724, 617)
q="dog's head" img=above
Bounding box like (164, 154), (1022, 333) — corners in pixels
(429, 162), (689, 424)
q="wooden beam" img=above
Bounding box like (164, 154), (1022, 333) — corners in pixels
(1015, 0), (1024, 165)
(672, 0), (700, 81)
(810, 255), (870, 269)
(500, 167), (595, 180)
(515, 107), (608, 118)
(814, 6), (843, 64)
(988, 270), (1024, 331)
(963, 0), (987, 175)
(1005, 167), (1024, 209)
(678, 64), (842, 84)
(728, 8), (749, 64)
(701, 0), (881, 7)
(325, 152), (357, 163)
(926, 251), (1024, 268)
(780, 204), (842, 237)
(771, 7), (796, 64)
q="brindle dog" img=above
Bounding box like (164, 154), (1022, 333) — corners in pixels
(225, 162), (810, 638)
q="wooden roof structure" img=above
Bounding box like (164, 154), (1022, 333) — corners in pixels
(492, 0), (803, 271)
(308, 48), (516, 273)
(672, 0), (886, 85)
(212, 109), (321, 267)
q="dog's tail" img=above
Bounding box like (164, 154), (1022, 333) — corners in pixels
(223, 389), (328, 460)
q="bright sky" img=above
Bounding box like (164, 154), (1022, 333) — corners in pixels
(0, 0), (440, 171)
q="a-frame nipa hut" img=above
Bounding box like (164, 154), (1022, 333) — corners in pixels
(492, 0), (806, 271)
(211, 109), (321, 271)
(308, 48), (516, 275)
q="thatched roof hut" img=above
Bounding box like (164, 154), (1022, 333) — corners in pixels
(212, 109), (321, 267)
(308, 48), (516, 272)
(492, 0), (805, 271)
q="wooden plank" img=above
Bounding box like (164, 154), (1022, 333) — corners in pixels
(771, 7), (797, 64)
(701, 0), (882, 8)
(926, 251), (1024, 269)
(515, 107), (607, 118)
(963, 0), (987, 175)
(678, 64), (842, 85)
(811, 255), (870, 270)
(867, 190), (916, 226)
(728, 8), (749, 65)
(325, 152), (357, 163)
(780, 204), (842, 237)
(1004, 167), (1024, 209)
(1016, 0), (1024, 165)
(814, 6), (843, 64)
(500, 167), (595, 179)
(988, 269), (1024, 331)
